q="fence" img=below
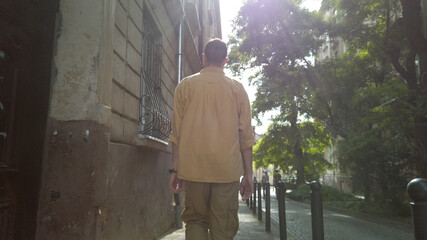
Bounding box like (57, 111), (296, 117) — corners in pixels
(247, 178), (426, 240)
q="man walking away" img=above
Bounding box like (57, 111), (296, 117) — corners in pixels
(169, 38), (256, 240)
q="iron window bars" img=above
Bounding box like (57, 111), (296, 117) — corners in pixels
(139, 5), (171, 143)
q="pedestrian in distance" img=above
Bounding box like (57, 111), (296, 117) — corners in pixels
(169, 38), (256, 240)
(262, 170), (269, 198)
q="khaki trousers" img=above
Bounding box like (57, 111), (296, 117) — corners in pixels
(181, 181), (240, 240)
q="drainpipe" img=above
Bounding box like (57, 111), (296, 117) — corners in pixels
(174, 0), (185, 230)
(178, 0), (185, 83)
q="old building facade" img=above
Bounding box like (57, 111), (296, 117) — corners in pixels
(0, 0), (222, 239)
(317, 12), (351, 193)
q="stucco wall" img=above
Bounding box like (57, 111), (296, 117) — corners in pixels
(49, 0), (105, 121)
(38, 0), (223, 239)
(37, 120), (109, 240)
(102, 143), (174, 240)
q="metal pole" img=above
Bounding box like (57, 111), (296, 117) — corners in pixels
(266, 182), (271, 232)
(250, 195), (253, 209)
(258, 183), (262, 221)
(407, 178), (427, 240)
(278, 181), (287, 240)
(177, 0), (185, 83)
(310, 181), (324, 240)
(253, 182), (257, 215)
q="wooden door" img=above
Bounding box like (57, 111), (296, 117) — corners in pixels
(0, 1), (58, 239)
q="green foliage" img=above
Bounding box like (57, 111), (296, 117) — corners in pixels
(287, 184), (311, 201)
(229, 0), (331, 184)
(287, 184), (411, 220)
(319, 0), (427, 179)
(287, 184), (359, 202)
(254, 121), (331, 179)
(322, 185), (358, 202)
(229, 0), (427, 214)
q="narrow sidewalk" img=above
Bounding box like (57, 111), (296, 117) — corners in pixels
(159, 200), (279, 240)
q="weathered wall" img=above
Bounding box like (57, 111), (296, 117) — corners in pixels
(37, 0), (176, 239)
(110, 0), (143, 144)
(37, 0), (111, 238)
(49, 0), (106, 121)
(102, 143), (173, 240)
(38, 0), (223, 239)
(37, 120), (109, 239)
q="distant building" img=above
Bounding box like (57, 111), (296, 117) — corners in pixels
(317, 11), (352, 193)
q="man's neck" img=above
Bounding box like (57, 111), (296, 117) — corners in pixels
(204, 64), (222, 69)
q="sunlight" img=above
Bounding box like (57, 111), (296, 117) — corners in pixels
(219, 0), (322, 134)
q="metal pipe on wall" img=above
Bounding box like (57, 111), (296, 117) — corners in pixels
(174, 0), (186, 229)
(177, 0), (185, 83)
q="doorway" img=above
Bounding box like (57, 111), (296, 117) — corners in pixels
(0, 1), (58, 239)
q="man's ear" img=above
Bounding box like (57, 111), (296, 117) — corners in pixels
(221, 58), (228, 67)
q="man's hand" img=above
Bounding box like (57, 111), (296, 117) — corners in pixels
(240, 174), (253, 201)
(169, 172), (183, 193)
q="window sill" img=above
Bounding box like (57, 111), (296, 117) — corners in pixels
(133, 134), (171, 153)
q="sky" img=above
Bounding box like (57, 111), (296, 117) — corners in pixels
(219, 0), (322, 134)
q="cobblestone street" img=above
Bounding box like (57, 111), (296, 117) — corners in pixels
(259, 188), (414, 240)
(161, 188), (414, 239)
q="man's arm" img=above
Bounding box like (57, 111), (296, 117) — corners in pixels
(169, 143), (183, 193)
(240, 147), (253, 201)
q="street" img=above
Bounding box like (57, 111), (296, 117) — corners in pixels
(257, 189), (414, 240)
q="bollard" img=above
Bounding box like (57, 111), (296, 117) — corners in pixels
(250, 195), (253, 209)
(253, 182), (257, 215)
(278, 181), (287, 240)
(407, 178), (427, 240)
(246, 198), (249, 206)
(310, 181), (324, 240)
(258, 183), (262, 221)
(266, 182), (271, 232)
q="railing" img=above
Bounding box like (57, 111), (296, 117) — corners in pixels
(248, 178), (427, 240)
(249, 181), (324, 240)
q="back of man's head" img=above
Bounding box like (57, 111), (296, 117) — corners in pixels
(204, 38), (227, 67)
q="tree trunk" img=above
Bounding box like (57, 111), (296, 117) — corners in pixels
(289, 101), (305, 184)
(391, 0), (427, 177)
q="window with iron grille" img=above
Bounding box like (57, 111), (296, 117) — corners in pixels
(138, 5), (171, 144)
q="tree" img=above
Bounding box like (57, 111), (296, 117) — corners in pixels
(228, 0), (327, 184)
(321, 0), (427, 177)
(312, 0), (422, 209)
(228, 0), (425, 210)
(254, 120), (331, 181)
(313, 0), (423, 208)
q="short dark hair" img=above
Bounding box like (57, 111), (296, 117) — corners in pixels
(204, 38), (227, 66)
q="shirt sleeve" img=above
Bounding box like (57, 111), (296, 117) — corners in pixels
(169, 82), (185, 146)
(237, 82), (256, 151)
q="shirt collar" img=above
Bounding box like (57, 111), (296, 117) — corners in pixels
(200, 66), (225, 75)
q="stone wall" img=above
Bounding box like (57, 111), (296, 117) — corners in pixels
(36, 0), (177, 239)
(37, 0), (222, 239)
(37, 120), (109, 240)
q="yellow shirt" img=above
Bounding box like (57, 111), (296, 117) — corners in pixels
(169, 67), (256, 183)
